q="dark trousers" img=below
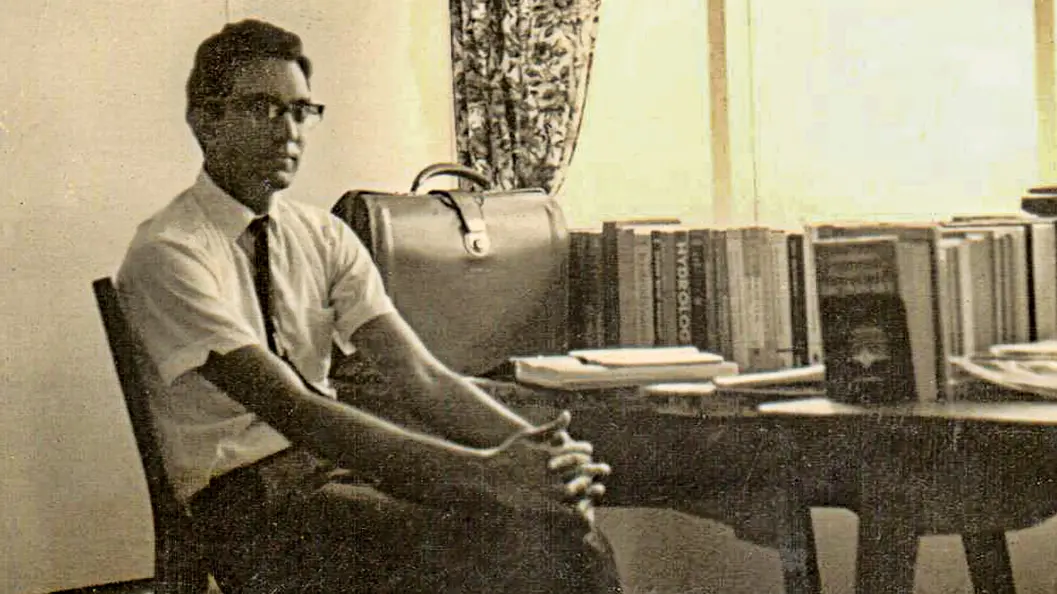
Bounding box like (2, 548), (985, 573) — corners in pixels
(189, 449), (623, 593)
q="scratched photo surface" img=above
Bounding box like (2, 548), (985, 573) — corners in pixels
(5, 1), (1057, 593)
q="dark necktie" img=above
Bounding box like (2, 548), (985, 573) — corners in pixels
(248, 216), (279, 353)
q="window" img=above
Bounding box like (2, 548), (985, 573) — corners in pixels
(558, 0), (715, 227)
(562, 0), (1041, 229)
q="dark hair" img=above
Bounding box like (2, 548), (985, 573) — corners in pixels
(186, 19), (312, 119)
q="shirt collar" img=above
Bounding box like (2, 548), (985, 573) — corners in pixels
(190, 169), (281, 241)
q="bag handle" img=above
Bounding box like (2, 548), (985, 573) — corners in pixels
(410, 162), (492, 193)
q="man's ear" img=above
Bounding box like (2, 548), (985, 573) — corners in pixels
(187, 105), (222, 147)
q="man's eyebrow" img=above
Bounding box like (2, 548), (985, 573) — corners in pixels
(232, 92), (311, 104)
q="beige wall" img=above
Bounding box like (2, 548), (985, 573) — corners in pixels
(0, 2), (454, 592)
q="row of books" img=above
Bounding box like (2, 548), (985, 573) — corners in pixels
(567, 220), (822, 374)
(567, 212), (1057, 404)
(809, 214), (1057, 404)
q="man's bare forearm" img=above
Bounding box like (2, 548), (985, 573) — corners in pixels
(405, 367), (538, 448)
(199, 345), (485, 482)
(347, 313), (541, 449)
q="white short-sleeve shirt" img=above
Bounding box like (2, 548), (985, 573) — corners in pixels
(117, 170), (395, 501)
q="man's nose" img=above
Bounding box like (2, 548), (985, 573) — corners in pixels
(277, 111), (302, 141)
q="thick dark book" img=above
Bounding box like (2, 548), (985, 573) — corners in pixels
(688, 228), (710, 351)
(568, 230), (588, 350)
(601, 221), (621, 347)
(601, 222), (636, 347)
(581, 230), (607, 348)
(650, 228), (676, 346)
(787, 233), (809, 366)
(568, 229), (605, 349)
(814, 236), (917, 404)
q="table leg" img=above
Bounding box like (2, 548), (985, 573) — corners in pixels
(962, 531), (1015, 594)
(778, 505), (822, 594)
(856, 515), (918, 594)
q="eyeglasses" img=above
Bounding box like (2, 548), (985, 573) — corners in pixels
(224, 96), (326, 129)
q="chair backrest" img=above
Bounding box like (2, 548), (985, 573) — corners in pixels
(92, 277), (209, 594)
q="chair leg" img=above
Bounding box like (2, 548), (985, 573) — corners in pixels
(778, 505), (822, 594)
(963, 531), (1016, 594)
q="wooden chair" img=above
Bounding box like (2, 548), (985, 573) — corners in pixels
(93, 277), (212, 594)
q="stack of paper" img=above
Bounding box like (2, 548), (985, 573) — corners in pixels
(512, 347), (738, 390)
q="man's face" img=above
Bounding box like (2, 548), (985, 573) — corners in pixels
(204, 58), (314, 198)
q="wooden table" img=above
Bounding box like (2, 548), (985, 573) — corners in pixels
(756, 397), (1057, 594)
(490, 383), (1057, 594)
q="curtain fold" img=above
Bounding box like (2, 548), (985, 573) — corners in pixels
(450, 0), (603, 193)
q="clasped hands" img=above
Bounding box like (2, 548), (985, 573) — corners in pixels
(475, 410), (611, 530)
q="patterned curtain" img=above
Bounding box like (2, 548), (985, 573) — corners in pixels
(450, 0), (603, 193)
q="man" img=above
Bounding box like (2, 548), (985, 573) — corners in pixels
(118, 19), (620, 593)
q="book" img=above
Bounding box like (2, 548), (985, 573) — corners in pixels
(771, 229), (795, 369)
(809, 222), (951, 402)
(581, 229), (607, 348)
(712, 229), (733, 362)
(812, 235), (920, 404)
(569, 346), (724, 367)
(688, 228), (711, 352)
(632, 227), (658, 346)
(725, 228), (750, 368)
(600, 221), (632, 347)
(649, 226), (676, 346)
(567, 229), (589, 350)
(787, 233), (809, 366)
(740, 227), (769, 371)
(673, 228), (694, 346)
(511, 354), (739, 390)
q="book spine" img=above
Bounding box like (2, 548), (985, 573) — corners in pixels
(601, 222), (621, 347)
(742, 228), (767, 371)
(688, 228), (710, 350)
(1030, 222), (1057, 340)
(1010, 228), (1031, 343)
(673, 228), (693, 346)
(633, 231), (656, 346)
(651, 227), (676, 346)
(581, 230), (607, 349)
(927, 226), (953, 401)
(567, 230), (587, 350)
(703, 228), (719, 354)
(726, 229), (749, 369)
(714, 229), (733, 361)
(619, 228), (641, 346)
(646, 229), (663, 344)
(787, 233), (808, 366)
(771, 230), (794, 369)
